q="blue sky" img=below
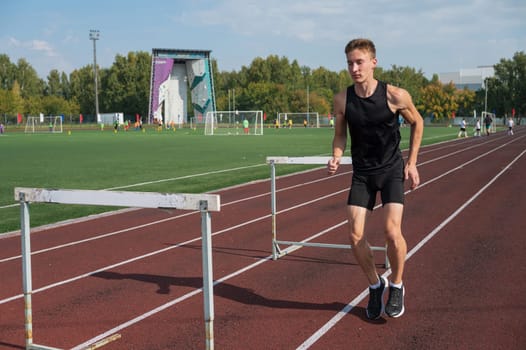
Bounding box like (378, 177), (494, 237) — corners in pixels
(1, 0), (525, 80)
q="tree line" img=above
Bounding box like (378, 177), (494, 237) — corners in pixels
(0, 50), (524, 125)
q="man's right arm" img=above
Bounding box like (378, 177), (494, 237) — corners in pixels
(328, 91), (347, 175)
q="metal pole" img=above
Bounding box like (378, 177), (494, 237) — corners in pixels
(228, 89), (231, 113)
(200, 201), (214, 350)
(306, 85), (310, 125)
(270, 161), (278, 260)
(484, 78), (488, 113)
(19, 193), (34, 348)
(90, 30), (100, 123)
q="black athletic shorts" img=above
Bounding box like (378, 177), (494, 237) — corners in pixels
(347, 162), (405, 210)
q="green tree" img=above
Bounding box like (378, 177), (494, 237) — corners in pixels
(70, 65), (98, 117)
(492, 51), (526, 119)
(10, 81), (25, 115)
(454, 87), (476, 116)
(418, 81), (458, 122)
(377, 65), (428, 104)
(45, 69), (62, 96)
(60, 72), (72, 100)
(102, 51), (151, 118)
(24, 95), (43, 116)
(0, 88), (14, 117)
(0, 54), (16, 90)
(15, 58), (44, 98)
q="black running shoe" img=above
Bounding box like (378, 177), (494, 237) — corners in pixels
(366, 275), (387, 320)
(385, 285), (405, 318)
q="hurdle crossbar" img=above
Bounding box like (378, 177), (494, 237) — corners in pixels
(266, 157), (389, 268)
(15, 187), (220, 350)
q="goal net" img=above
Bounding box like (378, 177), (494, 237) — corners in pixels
(205, 110), (263, 135)
(25, 116), (63, 133)
(481, 111), (496, 133)
(277, 112), (319, 128)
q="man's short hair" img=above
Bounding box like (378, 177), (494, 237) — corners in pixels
(345, 38), (376, 58)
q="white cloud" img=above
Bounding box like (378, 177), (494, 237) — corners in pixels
(8, 36), (58, 57)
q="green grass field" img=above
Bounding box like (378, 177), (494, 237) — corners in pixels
(0, 125), (458, 234)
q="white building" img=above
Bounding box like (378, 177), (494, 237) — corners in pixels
(439, 66), (494, 90)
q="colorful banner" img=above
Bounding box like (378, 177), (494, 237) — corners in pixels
(151, 57), (174, 119)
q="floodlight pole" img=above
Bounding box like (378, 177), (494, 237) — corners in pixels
(89, 29), (100, 123)
(307, 85), (310, 124)
(484, 77), (488, 113)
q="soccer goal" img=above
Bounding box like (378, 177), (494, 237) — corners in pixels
(481, 111), (497, 134)
(25, 116), (63, 133)
(204, 110), (263, 135)
(277, 112), (319, 128)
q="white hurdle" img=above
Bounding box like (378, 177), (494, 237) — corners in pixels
(14, 187), (220, 350)
(266, 157), (389, 267)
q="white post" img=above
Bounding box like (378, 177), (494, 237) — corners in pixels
(19, 193), (34, 348)
(484, 78), (488, 114)
(200, 200), (214, 350)
(270, 160), (278, 260)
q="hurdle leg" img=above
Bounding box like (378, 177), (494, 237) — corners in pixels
(270, 161), (279, 260)
(200, 201), (214, 350)
(19, 195), (35, 349)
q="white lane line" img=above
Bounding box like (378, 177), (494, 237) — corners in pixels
(295, 147), (526, 350)
(71, 257), (272, 350)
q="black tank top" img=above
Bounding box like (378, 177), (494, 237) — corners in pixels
(344, 81), (402, 174)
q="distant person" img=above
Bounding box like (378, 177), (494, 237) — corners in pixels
(303, 119), (308, 128)
(288, 119), (293, 129)
(507, 117), (514, 135)
(243, 118), (249, 134)
(328, 38), (423, 320)
(114, 120), (119, 133)
(0, 123), (4, 134)
(474, 119), (481, 137)
(484, 114), (492, 136)
(457, 118), (468, 138)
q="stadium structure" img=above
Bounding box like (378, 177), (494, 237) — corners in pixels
(148, 49), (216, 127)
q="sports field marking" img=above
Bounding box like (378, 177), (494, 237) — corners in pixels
(296, 145), (526, 349)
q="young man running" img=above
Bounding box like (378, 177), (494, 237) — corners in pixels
(327, 38), (423, 319)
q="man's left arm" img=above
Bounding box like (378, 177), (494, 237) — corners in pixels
(389, 86), (424, 189)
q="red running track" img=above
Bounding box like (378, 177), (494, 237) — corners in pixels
(1, 128), (525, 349)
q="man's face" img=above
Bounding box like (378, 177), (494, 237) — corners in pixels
(346, 48), (377, 83)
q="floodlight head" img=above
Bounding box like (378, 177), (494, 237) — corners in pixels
(89, 30), (100, 40)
